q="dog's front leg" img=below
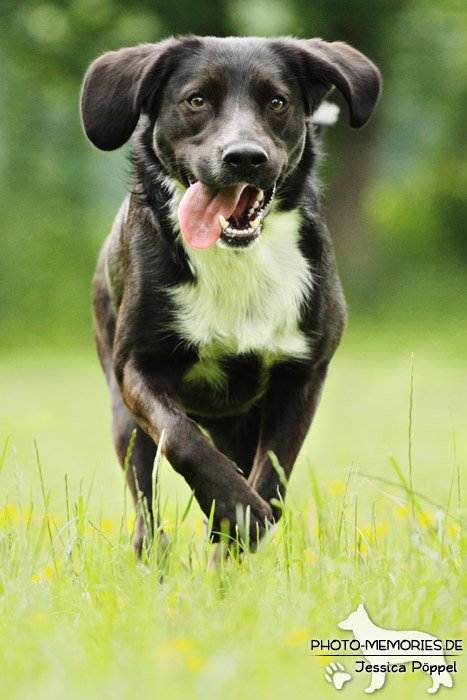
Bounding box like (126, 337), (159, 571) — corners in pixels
(119, 359), (273, 542)
(248, 362), (328, 518)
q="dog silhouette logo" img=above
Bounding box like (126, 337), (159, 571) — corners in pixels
(337, 604), (453, 694)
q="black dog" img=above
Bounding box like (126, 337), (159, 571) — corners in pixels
(80, 36), (380, 552)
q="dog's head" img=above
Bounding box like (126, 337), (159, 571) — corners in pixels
(81, 36), (381, 250)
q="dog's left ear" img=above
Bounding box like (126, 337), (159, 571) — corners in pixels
(277, 38), (381, 128)
(80, 37), (199, 151)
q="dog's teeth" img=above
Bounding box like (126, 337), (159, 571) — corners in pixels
(250, 216), (261, 231)
(248, 208), (255, 215)
(256, 189), (264, 202)
(253, 200), (260, 210)
(219, 215), (228, 230)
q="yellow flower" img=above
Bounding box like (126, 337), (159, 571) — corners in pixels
(187, 653), (204, 672)
(0, 505), (21, 524)
(156, 637), (193, 658)
(359, 525), (372, 540)
(286, 627), (310, 646)
(356, 523), (388, 543)
(330, 480), (345, 495)
(304, 549), (316, 562)
(448, 523), (461, 537)
(32, 565), (53, 582)
(393, 505), (411, 519)
(173, 637), (192, 652)
(28, 612), (48, 626)
(419, 510), (436, 528)
(375, 523), (388, 537)
(102, 518), (114, 533)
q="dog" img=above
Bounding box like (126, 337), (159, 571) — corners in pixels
(80, 36), (381, 553)
(338, 604), (454, 693)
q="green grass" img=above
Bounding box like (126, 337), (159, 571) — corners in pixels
(0, 319), (466, 699)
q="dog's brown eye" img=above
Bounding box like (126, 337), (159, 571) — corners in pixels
(188, 94), (207, 110)
(269, 96), (287, 112)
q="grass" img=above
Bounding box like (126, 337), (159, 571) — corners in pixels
(0, 318), (466, 699)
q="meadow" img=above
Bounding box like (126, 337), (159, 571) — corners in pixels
(1, 311), (466, 700)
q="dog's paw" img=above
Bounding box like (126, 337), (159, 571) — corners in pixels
(233, 499), (274, 545)
(195, 458), (274, 546)
(209, 484), (273, 545)
(325, 662), (352, 690)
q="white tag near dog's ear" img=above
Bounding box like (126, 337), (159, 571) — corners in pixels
(312, 101), (340, 126)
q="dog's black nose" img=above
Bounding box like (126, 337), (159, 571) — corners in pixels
(222, 143), (268, 176)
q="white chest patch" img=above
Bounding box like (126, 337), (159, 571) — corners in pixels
(169, 207), (313, 365)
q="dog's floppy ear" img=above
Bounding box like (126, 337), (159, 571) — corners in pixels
(80, 38), (187, 151)
(279, 38), (381, 128)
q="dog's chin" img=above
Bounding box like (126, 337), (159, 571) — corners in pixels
(216, 182), (276, 251)
(216, 231), (261, 250)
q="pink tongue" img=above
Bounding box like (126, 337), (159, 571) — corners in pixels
(178, 182), (247, 249)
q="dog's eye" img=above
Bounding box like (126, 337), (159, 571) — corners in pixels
(269, 96), (287, 112)
(188, 94), (207, 110)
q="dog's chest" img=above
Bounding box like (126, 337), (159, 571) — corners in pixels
(170, 210), (313, 388)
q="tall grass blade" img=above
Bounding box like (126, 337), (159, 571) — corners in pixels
(389, 456), (426, 525)
(180, 490), (195, 524)
(0, 434), (10, 476)
(84, 461), (98, 513)
(34, 440), (57, 572)
(206, 500), (216, 542)
(408, 352), (415, 521)
(268, 451), (288, 489)
(441, 423), (458, 556)
(337, 462), (353, 548)
(308, 461), (326, 552)
(120, 429), (136, 542)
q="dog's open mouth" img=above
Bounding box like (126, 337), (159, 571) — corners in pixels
(177, 181), (275, 250)
(218, 184), (275, 249)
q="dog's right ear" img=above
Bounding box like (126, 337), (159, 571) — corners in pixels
(80, 38), (191, 151)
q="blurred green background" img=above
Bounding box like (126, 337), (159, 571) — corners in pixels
(0, 0), (466, 350)
(0, 1), (466, 513)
